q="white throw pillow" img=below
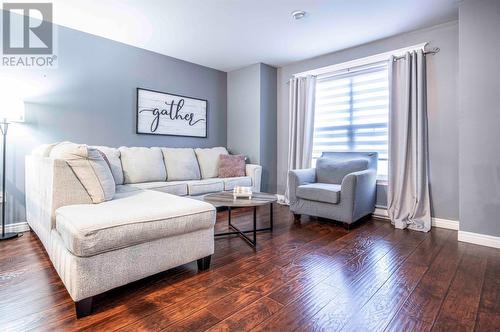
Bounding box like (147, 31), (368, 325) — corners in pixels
(194, 147), (229, 179)
(161, 148), (201, 181)
(119, 147), (166, 184)
(93, 146), (124, 185)
(50, 142), (115, 203)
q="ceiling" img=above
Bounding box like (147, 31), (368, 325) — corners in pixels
(47, 0), (458, 72)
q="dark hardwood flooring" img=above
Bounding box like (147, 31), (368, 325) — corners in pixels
(1, 204), (499, 331)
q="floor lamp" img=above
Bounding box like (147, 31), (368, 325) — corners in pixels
(0, 97), (24, 241)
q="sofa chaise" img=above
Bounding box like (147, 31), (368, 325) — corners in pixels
(25, 143), (262, 317)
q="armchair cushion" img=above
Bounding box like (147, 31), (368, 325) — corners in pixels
(296, 183), (341, 204)
(316, 158), (369, 184)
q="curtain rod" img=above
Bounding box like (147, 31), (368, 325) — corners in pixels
(392, 47), (440, 61)
(288, 43), (440, 82)
(293, 43), (428, 78)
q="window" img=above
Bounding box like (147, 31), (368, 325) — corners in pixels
(312, 63), (389, 179)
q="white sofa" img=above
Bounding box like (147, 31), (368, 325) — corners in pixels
(25, 144), (262, 317)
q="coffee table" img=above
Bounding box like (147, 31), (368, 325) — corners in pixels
(203, 192), (277, 247)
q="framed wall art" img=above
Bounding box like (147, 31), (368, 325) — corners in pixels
(136, 88), (207, 138)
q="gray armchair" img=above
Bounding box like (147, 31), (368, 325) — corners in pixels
(288, 152), (378, 227)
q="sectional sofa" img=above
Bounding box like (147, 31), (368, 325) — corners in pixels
(25, 143), (262, 317)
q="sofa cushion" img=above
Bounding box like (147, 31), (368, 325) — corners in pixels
(194, 147), (228, 179)
(55, 190), (216, 257)
(161, 148), (201, 181)
(50, 142), (115, 204)
(94, 146), (124, 185)
(316, 158), (369, 185)
(187, 178), (224, 196)
(119, 147), (166, 184)
(115, 184), (141, 194)
(223, 176), (252, 191)
(126, 181), (188, 196)
(296, 183), (341, 204)
(31, 143), (57, 157)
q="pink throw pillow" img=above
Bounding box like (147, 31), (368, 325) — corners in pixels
(219, 154), (246, 178)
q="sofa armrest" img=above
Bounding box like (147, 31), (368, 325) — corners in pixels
(341, 169), (377, 221)
(246, 164), (262, 192)
(25, 156), (92, 250)
(288, 168), (316, 204)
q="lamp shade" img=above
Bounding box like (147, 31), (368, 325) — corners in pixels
(0, 97), (25, 122)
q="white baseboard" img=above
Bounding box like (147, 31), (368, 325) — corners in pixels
(372, 208), (459, 230)
(432, 217), (459, 230)
(373, 208), (389, 219)
(458, 231), (500, 249)
(5, 221), (30, 233)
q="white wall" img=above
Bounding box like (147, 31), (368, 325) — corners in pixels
(458, 0), (500, 237)
(259, 64), (278, 192)
(277, 21), (459, 220)
(227, 64), (261, 163)
(227, 63), (278, 192)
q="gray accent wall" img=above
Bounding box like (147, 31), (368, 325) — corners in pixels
(277, 21), (459, 221)
(227, 63), (277, 193)
(458, 0), (500, 237)
(0, 22), (227, 225)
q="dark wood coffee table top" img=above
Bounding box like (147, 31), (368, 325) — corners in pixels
(204, 191), (277, 207)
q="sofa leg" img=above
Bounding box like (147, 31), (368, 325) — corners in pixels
(293, 214), (301, 222)
(197, 255), (211, 271)
(344, 222), (351, 231)
(75, 297), (93, 318)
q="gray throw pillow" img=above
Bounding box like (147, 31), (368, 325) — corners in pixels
(316, 158), (369, 184)
(94, 146), (124, 185)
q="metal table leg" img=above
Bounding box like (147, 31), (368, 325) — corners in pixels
(253, 206), (257, 244)
(214, 203), (275, 248)
(270, 203), (273, 231)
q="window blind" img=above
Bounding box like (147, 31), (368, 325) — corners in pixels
(312, 63), (389, 178)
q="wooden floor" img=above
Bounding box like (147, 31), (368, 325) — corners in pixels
(1, 205), (499, 331)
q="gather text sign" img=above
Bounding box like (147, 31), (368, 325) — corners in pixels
(136, 88), (207, 138)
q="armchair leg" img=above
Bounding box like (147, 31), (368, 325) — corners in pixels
(343, 222), (351, 231)
(75, 297), (93, 318)
(197, 255), (211, 271)
(293, 214), (301, 222)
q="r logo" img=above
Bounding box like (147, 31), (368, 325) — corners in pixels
(2, 3), (53, 54)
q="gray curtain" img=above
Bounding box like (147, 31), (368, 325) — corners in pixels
(387, 50), (431, 232)
(284, 75), (316, 203)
